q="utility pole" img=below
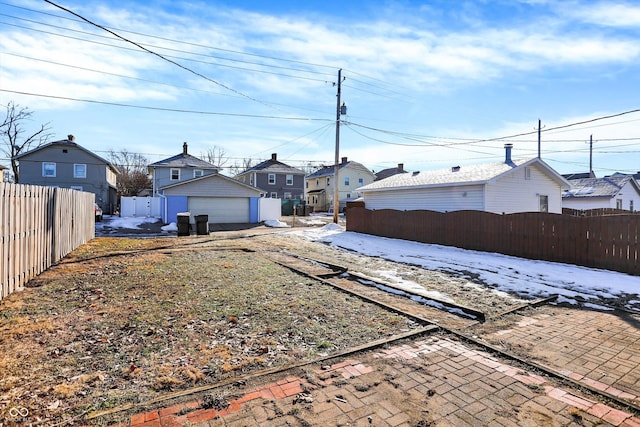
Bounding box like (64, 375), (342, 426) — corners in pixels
(589, 134), (593, 177)
(537, 118), (542, 158)
(333, 69), (343, 224)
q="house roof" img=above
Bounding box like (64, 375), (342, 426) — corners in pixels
(375, 165), (408, 181)
(562, 172), (595, 180)
(149, 153), (218, 169)
(306, 160), (372, 179)
(358, 158), (571, 192)
(14, 137), (120, 174)
(562, 175), (640, 199)
(160, 170), (261, 194)
(237, 155), (305, 176)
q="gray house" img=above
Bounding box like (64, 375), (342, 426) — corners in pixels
(149, 142), (219, 196)
(14, 135), (119, 213)
(234, 153), (306, 200)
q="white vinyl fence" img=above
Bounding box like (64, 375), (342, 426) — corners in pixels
(1, 183), (95, 300)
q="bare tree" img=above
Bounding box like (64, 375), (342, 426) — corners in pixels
(201, 146), (228, 169)
(0, 101), (52, 183)
(107, 149), (151, 197)
(228, 158), (253, 177)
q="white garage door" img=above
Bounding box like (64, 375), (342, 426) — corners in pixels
(188, 197), (249, 223)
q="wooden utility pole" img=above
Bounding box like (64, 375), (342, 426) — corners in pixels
(333, 69), (342, 224)
(589, 134), (593, 176)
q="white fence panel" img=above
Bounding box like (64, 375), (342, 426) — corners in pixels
(259, 197), (281, 221)
(120, 196), (162, 217)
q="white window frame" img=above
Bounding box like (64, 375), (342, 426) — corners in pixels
(616, 199), (623, 209)
(344, 176), (350, 186)
(268, 173), (276, 185)
(283, 192), (292, 200)
(73, 163), (87, 178)
(42, 162), (56, 177)
(193, 169), (203, 178)
(170, 168), (180, 180)
(358, 177), (364, 185)
(286, 174), (293, 186)
(525, 167), (531, 180)
(270, 192), (278, 198)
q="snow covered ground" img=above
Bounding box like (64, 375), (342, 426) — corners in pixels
(296, 224), (640, 312)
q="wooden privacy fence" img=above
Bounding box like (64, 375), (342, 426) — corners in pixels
(346, 207), (640, 276)
(1, 183), (95, 300)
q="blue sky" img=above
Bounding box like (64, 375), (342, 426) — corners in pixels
(1, 0), (639, 176)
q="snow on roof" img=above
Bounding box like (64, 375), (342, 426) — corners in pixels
(563, 176), (636, 199)
(358, 158), (540, 191)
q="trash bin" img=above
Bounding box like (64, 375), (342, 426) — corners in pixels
(195, 214), (209, 235)
(177, 212), (190, 237)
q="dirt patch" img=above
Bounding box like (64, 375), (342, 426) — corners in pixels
(0, 237), (421, 425)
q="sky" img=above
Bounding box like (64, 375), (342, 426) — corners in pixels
(1, 0), (640, 177)
(100, 215), (640, 312)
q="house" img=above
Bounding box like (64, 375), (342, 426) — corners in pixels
(562, 175), (640, 212)
(160, 172), (263, 225)
(305, 157), (375, 212)
(356, 144), (571, 214)
(375, 163), (408, 181)
(13, 135), (119, 213)
(148, 142), (219, 196)
(234, 153), (306, 200)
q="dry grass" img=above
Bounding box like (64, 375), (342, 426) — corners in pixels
(0, 237), (420, 425)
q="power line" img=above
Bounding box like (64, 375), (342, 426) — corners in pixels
(43, 0), (292, 112)
(0, 89), (330, 121)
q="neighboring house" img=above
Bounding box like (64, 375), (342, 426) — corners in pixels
(13, 135), (119, 213)
(0, 164), (7, 182)
(375, 163), (408, 181)
(234, 153), (306, 200)
(160, 172), (263, 224)
(562, 175), (640, 212)
(148, 142), (219, 196)
(562, 172), (595, 180)
(305, 157), (375, 212)
(356, 144), (570, 214)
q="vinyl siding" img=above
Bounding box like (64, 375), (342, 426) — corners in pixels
(562, 180), (640, 211)
(485, 164), (563, 214)
(363, 185), (484, 212)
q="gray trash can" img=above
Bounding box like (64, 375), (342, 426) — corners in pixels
(177, 212), (191, 236)
(195, 214), (209, 235)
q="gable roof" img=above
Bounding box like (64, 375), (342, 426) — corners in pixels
(14, 137), (120, 175)
(375, 164), (408, 181)
(306, 159), (373, 179)
(238, 155), (305, 175)
(160, 170), (261, 194)
(562, 175), (640, 199)
(149, 143), (218, 170)
(358, 158), (570, 192)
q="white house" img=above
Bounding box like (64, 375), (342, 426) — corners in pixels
(356, 145), (571, 214)
(562, 175), (640, 212)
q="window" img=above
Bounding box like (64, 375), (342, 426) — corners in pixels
(346, 193), (351, 199)
(525, 167), (531, 180)
(42, 162), (56, 177)
(616, 199), (623, 209)
(268, 173), (276, 185)
(73, 164), (87, 178)
(344, 176), (350, 186)
(286, 174), (293, 185)
(170, 169), (180, 180)
(631, 200), (634, 212)
(326, 177), (330, 186)
(270, 192), (278, 198)
(358, 177), (364, 185)
(316, 179), (319, 186)
(539, 195), (549, 212)
(194, 169), (203, 178)
(284, 192), (292, 199)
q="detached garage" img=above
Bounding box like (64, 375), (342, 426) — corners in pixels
(160, 172), (262, 225)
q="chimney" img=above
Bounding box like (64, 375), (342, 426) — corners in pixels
(67, 134), (75, 142)
(398, 163), (404, 172)
(504, 143), (513, 165)
(183, 142), (188, 155)
(271, 153), (277, 161)
(341, 157), (348, 164)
